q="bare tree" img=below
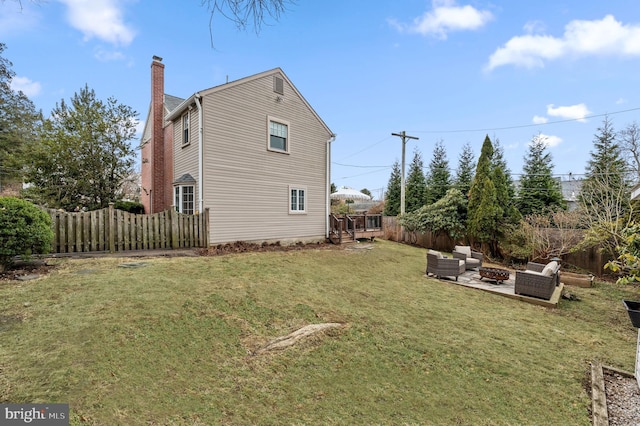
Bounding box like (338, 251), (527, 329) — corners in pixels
(577, 175), (634, 259)
(619, 121), (640, 182)
(522, 210), (583, 261)
(202, 0), (294, 45)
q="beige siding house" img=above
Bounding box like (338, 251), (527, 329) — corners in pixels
(142, 57), (334, 245)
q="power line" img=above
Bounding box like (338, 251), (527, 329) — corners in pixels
(337, 135), (394, 161)
(409, 107), (640, 134)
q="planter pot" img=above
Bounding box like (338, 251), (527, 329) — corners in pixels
(561, 271), (593, 288)
(623, 300), (640, 328)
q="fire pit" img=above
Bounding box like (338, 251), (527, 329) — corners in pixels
(479, 267), (510, 283)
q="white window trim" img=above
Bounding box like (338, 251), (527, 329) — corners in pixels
(174, 185), (195, 214)
(289, 185), (307, 214)
(267, 116), (290, 154)
(182, 112), (190, 146)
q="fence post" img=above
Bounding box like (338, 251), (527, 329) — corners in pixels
(108, 202), (115, 253)
(171, 208), (179, 249)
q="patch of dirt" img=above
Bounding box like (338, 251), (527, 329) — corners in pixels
(196, 240), (342, 256)
(251, 323), (346, 355)
(0, 260), (56, 282)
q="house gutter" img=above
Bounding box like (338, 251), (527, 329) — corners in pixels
(326, 134), (336, 238)
(195, 93), (203, 213)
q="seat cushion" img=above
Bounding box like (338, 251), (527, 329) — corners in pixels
(428, 249), (443, 259)
(465, 258), (481, 267)
(454, 245), (471, 257)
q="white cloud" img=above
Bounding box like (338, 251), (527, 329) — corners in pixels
(616, 97), (627, 105)
(546, 103), (591, 122)
(486, 15), (640, 70)
(10, 76), (42, 97)
(537, 133), (562, 148)
(94, 47), (125, 62)
(523, 20), (546, 35)
(532, 115), (548, 124)
(59, 0), (135, 46)
(390, 0), (493, 39)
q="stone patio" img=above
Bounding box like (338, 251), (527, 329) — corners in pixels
(431, 268), (564, 308)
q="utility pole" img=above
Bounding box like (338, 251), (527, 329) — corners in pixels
(391, 131), (419, 215)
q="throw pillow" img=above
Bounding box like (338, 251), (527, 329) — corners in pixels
(541, 261), (558, 276)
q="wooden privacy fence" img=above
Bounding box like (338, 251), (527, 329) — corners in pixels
(45, 204), (209, 253)
(383, 216), (608, 276)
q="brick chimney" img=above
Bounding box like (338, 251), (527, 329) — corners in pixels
(150, 55), (166, 212)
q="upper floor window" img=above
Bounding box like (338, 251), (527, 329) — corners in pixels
(268, 118), (289, 153)
(182, 113), (189, 145)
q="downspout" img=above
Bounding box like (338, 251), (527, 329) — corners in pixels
(195, 93), (203, 213)
(326, 134), (336, 238)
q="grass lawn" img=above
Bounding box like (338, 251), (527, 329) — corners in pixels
(1, 239), (638, 425)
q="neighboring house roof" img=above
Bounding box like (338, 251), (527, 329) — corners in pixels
(165, 67), (333, 137)
(560, 179), (582, 203)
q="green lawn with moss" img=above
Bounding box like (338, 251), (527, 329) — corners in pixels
(0, 239), (637, 425)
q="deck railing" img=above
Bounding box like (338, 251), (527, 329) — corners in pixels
(329, 213), (383, 244)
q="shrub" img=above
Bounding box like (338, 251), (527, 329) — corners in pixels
(0, 197), (54, 269)
(113, 200), (145, 214)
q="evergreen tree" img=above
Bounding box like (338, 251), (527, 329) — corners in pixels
(0, 43), (41, 185)
(425, 140), (451, 204)
(399, 187), (468, 240)
(23, 85), (138, 210)
(454, 142), (475, 197)
(516, 134), (565, 216)
(405, 148), (427, 212)
(383, 160), (401, 216)
(493, 139), (521, 224)
(579, 116), (633, 257)
(467, 135), (502, 254)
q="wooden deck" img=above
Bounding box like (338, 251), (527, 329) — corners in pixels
(329, 214), (384, 244)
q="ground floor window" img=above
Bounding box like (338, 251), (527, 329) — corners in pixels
(289, 186), (306, 214)
(174, 185), (194, 214)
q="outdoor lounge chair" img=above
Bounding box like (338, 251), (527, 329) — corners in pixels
(452, 245), (483, 270)
(426, 250), (465, 281)
(514, 261), (560, 300)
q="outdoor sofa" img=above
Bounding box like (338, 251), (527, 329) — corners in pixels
(514, 261), (560, 300)
(426, 250), (465, 281)
(452, 245), (483, 270)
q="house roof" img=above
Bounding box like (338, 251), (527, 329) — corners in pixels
(173, 173), (196, 184)
(164, 94), (184, 113)
(165, 67), (333, 137)
(140, 93), (185, 146)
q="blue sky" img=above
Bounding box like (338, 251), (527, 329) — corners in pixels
(3, 0), (640, 200)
